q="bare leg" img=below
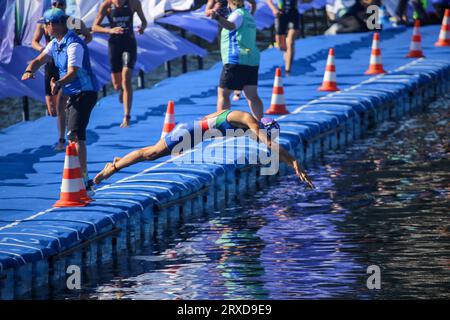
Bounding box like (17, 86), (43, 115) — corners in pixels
(217, 87), (232, 112)
(111, 72), (127, 126)
(55, 93), (67, 151)
(120, 67), (133, 128)
(111, 72), (122, 95)
(285, 29), (299, 73)
(45, 95), (58, 117)
(276, 34), (287, 51)
(243, 85), (263, 121)
(75, 140), (87, 176)
(94, 139), (170, 184)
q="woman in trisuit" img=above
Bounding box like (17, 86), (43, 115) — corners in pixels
(92, 0), (147, 128)
(93, 110), (314, 189)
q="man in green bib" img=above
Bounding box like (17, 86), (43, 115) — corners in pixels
(207, 0), (264, 120)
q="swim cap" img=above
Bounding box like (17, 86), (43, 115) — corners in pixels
(260, 117), (280, 138)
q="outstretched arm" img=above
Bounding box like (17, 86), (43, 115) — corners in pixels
(21, 50), (52, 80)
(240, 113), (315, 188)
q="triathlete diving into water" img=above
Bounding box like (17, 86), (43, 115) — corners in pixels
(94, 110), (315, 189)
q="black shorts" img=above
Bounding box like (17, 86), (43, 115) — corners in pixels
(44, 60), (60, 96)
(66, 91), (97, 141)
(275, 10), (300, 35)
(219, 64), (259, 91)
(108, 35), (137, 73)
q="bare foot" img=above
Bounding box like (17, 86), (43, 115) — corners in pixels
(55, 139), (65, 152)
(93, 162), (117, 184)
(120, 115), (130, 128)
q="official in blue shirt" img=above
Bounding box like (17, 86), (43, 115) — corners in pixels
(22, 8), (99, 188)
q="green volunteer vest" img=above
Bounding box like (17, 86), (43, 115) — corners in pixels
(220, 8), (260, 66)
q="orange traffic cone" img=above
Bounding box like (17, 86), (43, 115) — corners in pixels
(160, 100), (175, 138)
(318, 48), (339, 91)
(407, 20), (425, 58)
(265, 68), (289, 115)
(54, 143), (89, 207)
(435, 9), (450, 47)
(365, 32), (387, 75)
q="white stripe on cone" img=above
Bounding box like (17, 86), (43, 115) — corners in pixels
(323, 70), (336, 82)
(370, 52), (382, 65)
(437, 15), (449, 43)
(271, 93), (285, 105)
(372, 38), (380, 49)
(271, 76), (285, 105)
(63, 155), (81, 169)
(164, 113), (174, 124)
(61, 178), (84, 193)
(323, 54), (336, 83)
(435, 9), (450, 46)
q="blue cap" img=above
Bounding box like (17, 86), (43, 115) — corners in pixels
(37, 8), (67, 24)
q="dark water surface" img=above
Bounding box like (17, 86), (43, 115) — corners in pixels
(63, 98), (449, 300)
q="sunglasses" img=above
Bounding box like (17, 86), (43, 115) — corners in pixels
(44, 20), (64, 25)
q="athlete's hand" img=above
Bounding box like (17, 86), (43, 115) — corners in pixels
(137, 25), (145, 35)
(205, 9), (214, 17)
(272, 9), (281, 17)
(50, 78), (61, 96)
(293, 161), (315, 189)
(109, 27), (125, 35)
(21, 71), (35, 81)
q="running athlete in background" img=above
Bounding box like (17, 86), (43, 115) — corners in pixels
(31, 0), (92, 151)
(266, 0), (300, 75)
(92, 0), (147, 128)
(93, 109), (314, 189)
(205, 0), (257, 101)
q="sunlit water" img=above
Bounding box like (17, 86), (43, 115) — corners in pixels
(64, 98), (449, 300)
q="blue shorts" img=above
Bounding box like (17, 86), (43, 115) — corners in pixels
(164, 122), (198, 152)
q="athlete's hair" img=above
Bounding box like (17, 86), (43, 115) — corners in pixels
(229, 0), (245, 8)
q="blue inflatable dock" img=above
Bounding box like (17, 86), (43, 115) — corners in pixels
(0, 25), (449, 299)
